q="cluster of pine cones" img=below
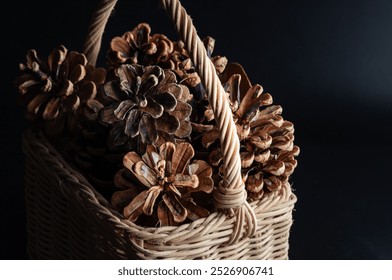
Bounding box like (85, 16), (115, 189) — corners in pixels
(15, 23), (299, 227)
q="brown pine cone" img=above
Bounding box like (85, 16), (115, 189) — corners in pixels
(111, 142), (214, 226)
(107, 23), (173, 68)
(162, 37), (228, 96)
(98, 64), (192, 152)
(15, 45), (106, 137)
(201, 66), (300, 199)
(107, 23), (227, 99)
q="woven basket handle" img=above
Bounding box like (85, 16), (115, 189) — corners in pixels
(83, 0), (256, 243)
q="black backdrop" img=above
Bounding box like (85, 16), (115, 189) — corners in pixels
(2, 0), (392, 259)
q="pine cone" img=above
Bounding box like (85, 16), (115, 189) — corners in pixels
(201, 67), (299, 199)
(162, 40), (200, 87)
(15, 45), (106, 136)
(162, 37), (228, 97)
(107, 23), (227, 99)
(99, 64), (192, 152)
(107, 23), (173, 68)
(111, 142), (214, 226)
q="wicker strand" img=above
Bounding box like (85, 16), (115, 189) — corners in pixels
(83, 0), (118, 66)
(83, 0), (256, 243)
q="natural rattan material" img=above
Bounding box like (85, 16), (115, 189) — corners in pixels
(23, 0), (298, 259)
(24, 130), (296, 259)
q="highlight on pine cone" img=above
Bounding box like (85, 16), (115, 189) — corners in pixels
(99, 64), (192, 151)
(201, 66), (299, 199)
(107, 23), (174, 68)
(15, 45), (106, 135)
(111, 142), (214, 226)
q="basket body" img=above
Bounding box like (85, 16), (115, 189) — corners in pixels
(23, 130), (297, 260)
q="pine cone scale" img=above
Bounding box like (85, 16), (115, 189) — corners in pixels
(143, 186), (162, 216)
(124, 109), (142, 137)
(151, 92), (177, 112)
(154, 112), (180, 134)
(113, 100), (135, 120)
(139, 114), (158, 144)
(162, 193), (187, 223)
(123, 191), (148, 222)
(68, 64), (86, 84)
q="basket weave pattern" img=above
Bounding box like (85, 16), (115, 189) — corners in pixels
(24, 131), (296, 259)
(23, 0), (297, 259)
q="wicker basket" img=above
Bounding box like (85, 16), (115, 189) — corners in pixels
(23, 0), (297, 260)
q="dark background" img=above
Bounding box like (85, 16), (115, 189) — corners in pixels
(2, 0), (391, 259)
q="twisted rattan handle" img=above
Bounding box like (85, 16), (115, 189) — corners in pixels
(83, 0), (256, 243)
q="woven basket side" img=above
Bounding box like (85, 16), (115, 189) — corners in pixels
(23, 130), (130, 259)
(24, 134), (91, 259)
(78, 184), (296, 260)
(23, 130), (296, 259)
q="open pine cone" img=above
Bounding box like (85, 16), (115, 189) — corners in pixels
(111, 142), (214, 226)
(201, 65), (300, 200)
(107, 23), (227, 98)
(161, 36), (228, 97)
(99, 64), (192, 152)
(15, 45), (106, 136)
(107, 23), (173, 68)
